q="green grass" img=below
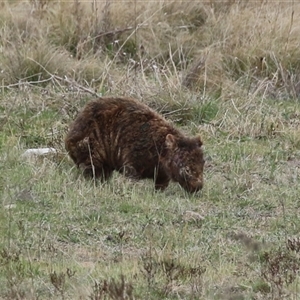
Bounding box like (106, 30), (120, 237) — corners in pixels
(1, 87), (300, 299)
(1, 1), (300, 299)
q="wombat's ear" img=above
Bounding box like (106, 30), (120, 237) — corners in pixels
(165, 134), (177, 149)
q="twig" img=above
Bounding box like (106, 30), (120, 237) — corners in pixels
(0, 76), (54, 89)
(30, 58), (101, 97)
(87, 140), (96, 189)
(163, 107), (190, 116)
(53, 74), (101, 97)
(285, 10), (294, 52)
(93, 26), (134, 40)
(1, 58), (102, 98)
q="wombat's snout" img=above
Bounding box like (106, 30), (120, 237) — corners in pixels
(184, 179), (203, 193)
(188, 184), (203, 193)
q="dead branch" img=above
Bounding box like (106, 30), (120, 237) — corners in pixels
(0, 58), (102, 98)
(94, 26), (134, 40)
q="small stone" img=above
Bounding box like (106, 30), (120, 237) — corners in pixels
(4, 204), (17, 209)
(21, 148), (57, 158)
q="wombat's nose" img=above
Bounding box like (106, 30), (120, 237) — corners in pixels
(188, 182), (203, 193)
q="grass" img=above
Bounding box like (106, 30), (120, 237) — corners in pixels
(1, 0), (300, 299)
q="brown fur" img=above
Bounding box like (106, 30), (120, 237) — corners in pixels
(65, 97), (205, 193)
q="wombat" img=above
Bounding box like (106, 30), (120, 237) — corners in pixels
(65, 97), (204, 193)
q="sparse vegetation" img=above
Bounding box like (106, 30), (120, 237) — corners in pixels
(1, 0), (300, 299)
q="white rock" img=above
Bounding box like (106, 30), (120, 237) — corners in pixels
(4, 204), (16, 209)
(21, 148), (57, 158)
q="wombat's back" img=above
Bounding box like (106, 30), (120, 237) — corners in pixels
(65, 97), (176, 176)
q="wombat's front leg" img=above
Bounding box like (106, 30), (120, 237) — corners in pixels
(154, 171), (170, 191)
(81, 162), (113, 181)
(121, 165), (139, 178)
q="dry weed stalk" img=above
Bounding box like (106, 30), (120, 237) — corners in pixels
(89, 276), (134, 300)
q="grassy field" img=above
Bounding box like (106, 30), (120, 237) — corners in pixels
(1, 0), (300, 299)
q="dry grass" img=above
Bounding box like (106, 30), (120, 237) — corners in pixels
(1, 0), (300, 299)
(1, 1), (299, 98)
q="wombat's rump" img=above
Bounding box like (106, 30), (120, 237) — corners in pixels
(65, 97), (204, 193)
